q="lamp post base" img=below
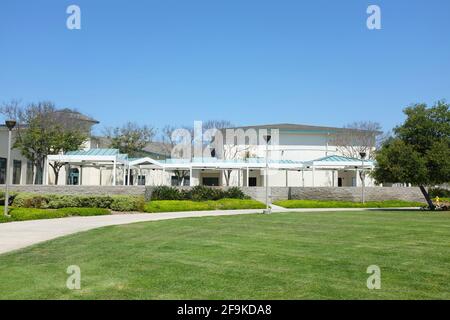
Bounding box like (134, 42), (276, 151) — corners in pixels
(262, 208), (272, 214)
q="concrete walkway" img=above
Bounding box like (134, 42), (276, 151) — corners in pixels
(0, 207), (419, 255)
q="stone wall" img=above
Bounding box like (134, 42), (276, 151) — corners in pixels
(288, 187), (424, 202)
(2, 185), (146, 196)
(1, 185), (425, 203)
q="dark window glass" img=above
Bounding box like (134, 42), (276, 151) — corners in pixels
(0, 158), (6, 184)
(13, 160), (21, 184)
(26, 161), (34, 184)
(203, 177), (219, 186)
(249, 177), (257, 187)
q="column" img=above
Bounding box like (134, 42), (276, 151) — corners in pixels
(112, 159), (117, 186)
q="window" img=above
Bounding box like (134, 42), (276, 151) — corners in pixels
(171, 176), (190, 186)
(0, 158), (6, 184)
(68, 168), (80, 185)
(13, 160), (21, 184)
(249, 177), (257, 187)
(202, 177), (219, 186)
(137, 175), (146, 185)
(26, 161), (34, 184)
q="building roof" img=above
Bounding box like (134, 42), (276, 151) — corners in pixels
(226, 123), (381, 134)
(65, 148), (120, 156)
(54, 109), (99, 124)
(313, 155), (366, 162)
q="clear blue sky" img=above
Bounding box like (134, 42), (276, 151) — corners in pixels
(1, 0), (449, 134)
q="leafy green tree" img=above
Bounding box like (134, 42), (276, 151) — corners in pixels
(372, 101), (450, 209)
(104, 122), (156, 157)
(1, 101), (88, 184)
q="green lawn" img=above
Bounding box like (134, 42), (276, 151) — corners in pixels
(273, 199), (425, 209)
(0, 207), (110, 223)
(0, 210), (449, 299)
(144, 198), (265, 213)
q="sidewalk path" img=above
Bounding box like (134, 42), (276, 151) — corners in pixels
(0, 207), (419, 255)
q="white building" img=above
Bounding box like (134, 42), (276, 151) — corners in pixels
(45, 123), (376, 188)
(1, 118), (377, 188)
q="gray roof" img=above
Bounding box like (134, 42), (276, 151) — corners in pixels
(54, 109), (99, 124)
(227, 123), (380, 134)
(142, 141), (171, 156)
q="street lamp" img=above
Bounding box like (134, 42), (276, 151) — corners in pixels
(263, 134), (271, 214)
(4, 120), (17, 217)
(359, 151), (367, 204)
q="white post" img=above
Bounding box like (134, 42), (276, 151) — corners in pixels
(361, 159), (365, 203)
(302, 169), (305, 187)
(128, 164), (131, 186)
(162, 167), (166, 186)
(4, 129), (13, 216)
(190, 167), (193, 186)
(355, 168), (359, 187)
(112, 159), (117, 186)
(285, 170), (288, 187)
(238, 169), (241, 187)
(264, 135), (271, 213)
(122, 165), (126, 186)
(247, 167), (249, 187)
(43, 156), (49, 185)
(312, 166), (315, 187)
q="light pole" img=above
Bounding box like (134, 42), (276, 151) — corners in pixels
(4, 120), (17, 217)
(263, 134), (271, 214)
(359, 151), (367, 204)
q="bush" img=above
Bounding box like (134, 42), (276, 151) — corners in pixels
(151, 186), (181, 200)
(224, 187), (248, 200)
(1, 207), (111, 223)
(189, 186), (224, 201)
(150, 186), (249, 201)
(429, 187), (450, 198)
(12, 193), (144, 212)
(110, 196), (145, 212)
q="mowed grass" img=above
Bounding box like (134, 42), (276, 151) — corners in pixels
(273, 199), (425, 209)
(0, 206), (111, 223)
(144, 199), (265, 213)
(0, 210), (449, 300)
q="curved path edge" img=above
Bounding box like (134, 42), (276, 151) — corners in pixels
(0, 207), (419, 255)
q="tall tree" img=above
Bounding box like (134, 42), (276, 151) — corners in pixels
(104, 122), (156, 157)
(372, 101), (450, 209)
(0, 101), (88, 184)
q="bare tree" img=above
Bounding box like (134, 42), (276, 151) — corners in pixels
(160, 125), (190, 186)
(331, 121), (382, 160)
(331, 121), (383, 185)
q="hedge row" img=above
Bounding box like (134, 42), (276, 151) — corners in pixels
(150, 186), (249, 201)
(12, 193), (145, 212)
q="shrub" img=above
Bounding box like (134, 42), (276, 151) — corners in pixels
(56, 207), (110, 216)
(13, 193), (49, 208)
(150, 186), (249, 201)
(224, 187), (248, 199)
(189, 186), (224, 201)
(151, 186), (181, 200)
(110, 196), (145, 212)
(13, 193), (143, 211)
(429, 187), (450, 198)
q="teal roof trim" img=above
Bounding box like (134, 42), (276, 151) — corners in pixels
(65, 148), (120, 156)
(314, 155), (373, 163)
